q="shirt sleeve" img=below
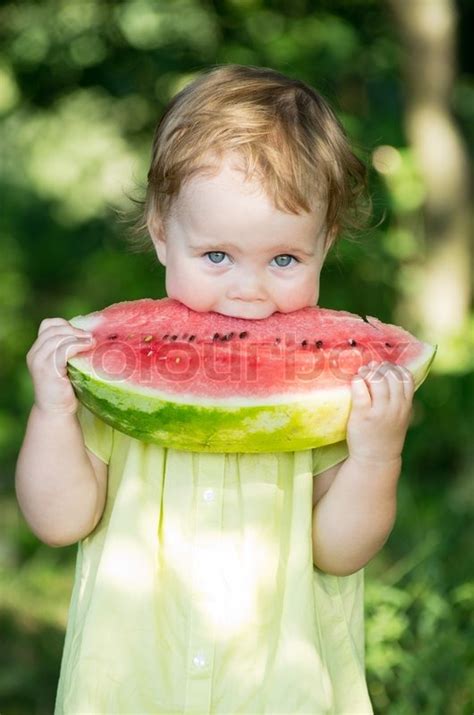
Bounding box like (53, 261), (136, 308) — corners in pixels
(312, 440), (349, 476)
(76, 402), (114, 465)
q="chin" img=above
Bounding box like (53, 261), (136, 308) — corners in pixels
(218, 306), (276, 320)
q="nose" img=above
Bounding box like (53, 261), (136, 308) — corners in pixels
(228, 269), (265, 301)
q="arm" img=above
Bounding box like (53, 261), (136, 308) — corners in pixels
(312, 455), (400, 576)
(15, 405), (108, 547)
(15, 317), (108, 547)
(312, 360), (414, 576)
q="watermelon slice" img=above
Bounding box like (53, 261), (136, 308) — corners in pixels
(67, 298), (436, 453)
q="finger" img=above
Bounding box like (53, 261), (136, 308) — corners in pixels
(30, 327), (92, 362)
(383, 363), (414, 403)
(382, 363), (406, 403)
(350, 373), (372, 409)
(28, 327), (93, 363)
(31, 335), (95, 376)
(398, 365), (415, 401)
(38, 318), (73, 335)
(364, 363), (390, 403)
(50, 336), (96, 379)
(37, 323), (93, 341)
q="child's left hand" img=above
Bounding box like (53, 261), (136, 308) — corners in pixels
(346, 361), (415, 464)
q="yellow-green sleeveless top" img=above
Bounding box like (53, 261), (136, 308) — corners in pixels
(54, 404), (373, 714)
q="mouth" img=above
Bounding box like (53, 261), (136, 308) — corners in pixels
(220, 305), (274, 320)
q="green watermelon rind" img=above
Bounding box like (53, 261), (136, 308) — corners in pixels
(67, 340), (436, 454)
(67, 362), (350, 452)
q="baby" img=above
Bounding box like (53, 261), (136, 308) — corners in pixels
(16, 65), (414, 714)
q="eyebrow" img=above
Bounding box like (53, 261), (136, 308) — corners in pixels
(189, 242), (315, 257)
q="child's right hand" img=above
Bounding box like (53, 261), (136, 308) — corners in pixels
(26, 318), (95, 415)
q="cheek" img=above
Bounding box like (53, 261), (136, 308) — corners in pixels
(165, 260), (217, 310)
(166, 264), (194, 298)
(298, 267), (320, 289)
(165, 253), (194, 287)
(276, 271), (319, 309)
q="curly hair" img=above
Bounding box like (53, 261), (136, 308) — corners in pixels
(124, 64), (370, 253)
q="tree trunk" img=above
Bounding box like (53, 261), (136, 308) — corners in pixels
(387, 0), (472, 365)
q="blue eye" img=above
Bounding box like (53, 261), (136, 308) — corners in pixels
(205, 251), (226, 264)
(203, 252), (299, 267)
(273, 255), (299, 267)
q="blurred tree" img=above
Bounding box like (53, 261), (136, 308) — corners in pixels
(387, 0), (472, 367)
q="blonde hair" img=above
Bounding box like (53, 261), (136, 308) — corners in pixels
(125, 64), (370, 253)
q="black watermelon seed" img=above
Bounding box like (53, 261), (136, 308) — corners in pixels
(301, 340), (308, 347)
(163, 334), (169, 339)
(349, 339), (357, 347)
(188, 335), (196, 342)
(213, 332), (220, 340)
(107, 334), (118, 340)
(315, 340), (323, 348)
(385, 342), (393, 348)
(239, 331), (248, 339)
(275, 337), (281, 344)
(171, 335), (178, 341)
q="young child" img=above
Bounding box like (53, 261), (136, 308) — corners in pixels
(16, 64), (414, 714)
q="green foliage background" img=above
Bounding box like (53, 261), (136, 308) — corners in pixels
(0, 1), (472, 713)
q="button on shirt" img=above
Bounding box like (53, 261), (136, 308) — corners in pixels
(203, 488), (215, 502)
(54, 404), (373, 714)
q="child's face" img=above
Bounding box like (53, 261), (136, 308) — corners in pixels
(152, 153), (330, 320)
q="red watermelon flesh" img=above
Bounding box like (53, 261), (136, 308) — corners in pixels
(67, 298), (436, 452)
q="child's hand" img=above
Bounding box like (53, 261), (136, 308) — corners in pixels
(26, 318), (95, 415)
(347, 361), (415, 464)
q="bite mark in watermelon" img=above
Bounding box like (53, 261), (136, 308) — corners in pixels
(67, 298), (436, 453)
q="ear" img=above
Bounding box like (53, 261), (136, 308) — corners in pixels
(147, 214), (167, 266)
